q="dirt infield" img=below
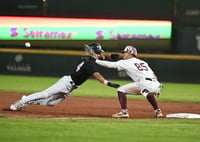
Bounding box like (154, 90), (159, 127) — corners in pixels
(0, 92), (199, 119)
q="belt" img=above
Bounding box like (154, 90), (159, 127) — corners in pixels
(69, 81), (78, 90)
(70, 81), (75, 85)
(69, 75), (76, 85)
(69, 76), (78, 88)
(145, 78), (155, 81)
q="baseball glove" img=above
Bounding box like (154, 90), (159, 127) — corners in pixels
(103, 53), (120, 60)
(110, 54), (120, 60)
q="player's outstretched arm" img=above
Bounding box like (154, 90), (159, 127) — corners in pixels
(92, 54), (120, 69)
(93, 72), (120, 88)
(96, 59), (119, 69)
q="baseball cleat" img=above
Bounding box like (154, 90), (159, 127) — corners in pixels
(21, 95), (27, 100)
(10, 100), (25, 111)
(112, 111), (129, 118)
(154, 109), (164, 118)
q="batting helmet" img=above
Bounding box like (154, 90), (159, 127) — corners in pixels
(121, 45), (137, 57)
(87, 43), (104, 54)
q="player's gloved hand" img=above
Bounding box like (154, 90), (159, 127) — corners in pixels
(90, 55), (105, 61)
(98, 55), (104, 60)
(103, 80), (120, 88)
(88, 56), (96, 61)
(107, 82), (120, 88)
(110, 54), (120, 60)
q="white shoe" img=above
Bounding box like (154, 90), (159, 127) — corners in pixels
(10, 100), (25, 111)
(21, 95), (27, 100)
(154, 109), (164, 118)
(112, 111), (129, 118)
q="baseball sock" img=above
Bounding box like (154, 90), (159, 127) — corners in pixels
(146, 93), (159, 110)
(117, 91), (127, 111)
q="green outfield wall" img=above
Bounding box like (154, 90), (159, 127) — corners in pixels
(0, 51), (200, 83)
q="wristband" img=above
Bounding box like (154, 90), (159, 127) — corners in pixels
(103, 80), (108, 85)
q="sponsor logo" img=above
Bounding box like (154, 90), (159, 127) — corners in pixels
(6, 54), (31, 72)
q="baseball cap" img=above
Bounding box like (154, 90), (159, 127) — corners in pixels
(121, 45), (137, 57)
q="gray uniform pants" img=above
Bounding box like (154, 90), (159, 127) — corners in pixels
(20, 76), (77, 106)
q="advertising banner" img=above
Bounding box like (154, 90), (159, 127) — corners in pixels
(1, 52), (200, 83)
(0, 0), (43, 16)
(0, 16), (172, 41)
(175, 0), (200, 26)
(174, 27), (200, 54)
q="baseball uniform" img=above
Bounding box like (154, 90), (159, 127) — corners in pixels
(96, 58), (161, 96)
(10, 43), (120, 111)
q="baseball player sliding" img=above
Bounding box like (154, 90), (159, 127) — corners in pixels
(10, 43), (120, 111)
(93, 45), (163, 118)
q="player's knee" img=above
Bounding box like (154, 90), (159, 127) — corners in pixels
(140, 89), (149, 97)
(117, 87), (125, 92)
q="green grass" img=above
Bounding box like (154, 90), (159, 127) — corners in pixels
(0, 75), (57, 93)
(0, 74), (200, 142)
(0, 119), (200, 142)
(158, 83), (200, 102)
(0, 74), (200, 102)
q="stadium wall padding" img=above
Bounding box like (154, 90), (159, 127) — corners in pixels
(0, 52), (200, 83)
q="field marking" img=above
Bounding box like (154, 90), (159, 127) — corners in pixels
(51, 117), (103, 120)
(166, 113), (200, 119)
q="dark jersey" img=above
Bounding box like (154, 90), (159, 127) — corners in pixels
(71, 60), (98, 85)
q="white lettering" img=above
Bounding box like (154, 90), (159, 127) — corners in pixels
(185, 10), (200, 16)
(6, 63), (31, 72)
(195, 35), (200, 51)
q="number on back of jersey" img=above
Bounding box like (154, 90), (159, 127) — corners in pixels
(134, 63), (148, 71)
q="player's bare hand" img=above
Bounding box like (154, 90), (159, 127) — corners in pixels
(92, 54), (98, 59)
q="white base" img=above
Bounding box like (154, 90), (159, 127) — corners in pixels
(166, 113), (200, 119)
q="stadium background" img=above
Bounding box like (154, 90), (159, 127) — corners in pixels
(0, 0), (200, 83)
